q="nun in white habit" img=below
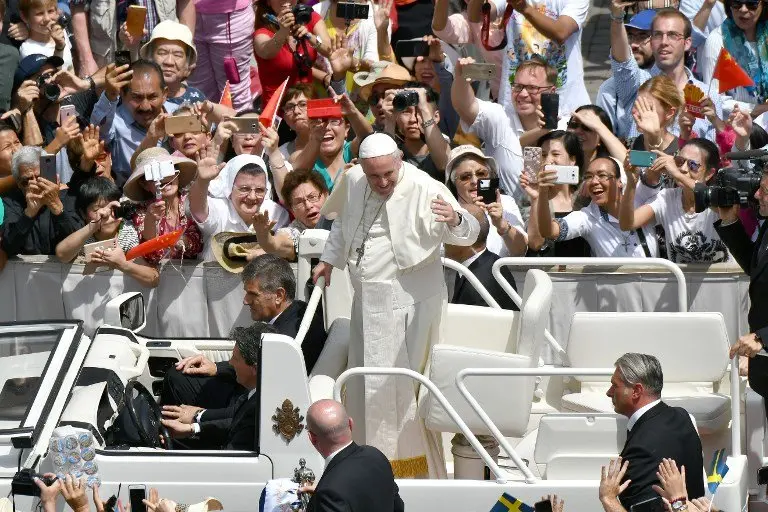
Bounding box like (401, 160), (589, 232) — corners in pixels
(313, 133), (480, 478)
(187, 153), (290, 262)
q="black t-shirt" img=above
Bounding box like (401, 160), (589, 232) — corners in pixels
(527, 211), (592, 258)
(631, 135), (680, 156)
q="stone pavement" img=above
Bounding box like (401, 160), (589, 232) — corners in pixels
(581, 0), (614, 101)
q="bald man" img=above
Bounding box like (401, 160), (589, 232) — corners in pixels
(304, 400), (404, 512)
(313, 132), (479, 478)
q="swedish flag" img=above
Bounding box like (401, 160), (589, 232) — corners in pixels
(489, 493), (535, 512)
(707, 448), (729, 494)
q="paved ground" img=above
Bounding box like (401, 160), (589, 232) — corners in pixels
(581, 0), (614, 101)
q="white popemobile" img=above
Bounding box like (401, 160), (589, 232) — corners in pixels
(0, 230), (761, 511)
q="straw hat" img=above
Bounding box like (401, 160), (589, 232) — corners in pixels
(210, 232), (260, 273)
(156, 498), (223, 512)
(444, 145), (499, 184)
(356, 63), (412, 101)
(140, 20), (198, 66)
(123, 147), (198, 202)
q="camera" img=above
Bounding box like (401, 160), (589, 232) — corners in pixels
(113, 203), (131, 219)
(292, 4), (313, 25)
(392, 90), (419, 112)
(693, 167), (761, 213)
(12, 469), (57, 497)
(36, 74), (60, 103)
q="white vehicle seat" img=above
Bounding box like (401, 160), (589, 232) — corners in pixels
(532, 413), (627, 479)
(422, 269), (552, 436)
(310, 318), (350, 380)
(561, 313), (731, 434)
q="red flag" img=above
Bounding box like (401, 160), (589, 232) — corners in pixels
(219, 81), (233, 109)
(259, 78), (289, 130)
(712, 48), (755, 94)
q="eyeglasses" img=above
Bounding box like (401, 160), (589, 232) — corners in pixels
(234, 185), (266, 197)
(673, 154), (702, 172)
(732, 0), (760, 10)
(650, 30), (686, 42)
(312, 118), (344, 127)
(627, 31), (652, 44)
(291, 192), (323, 210)
(583, 172), (616, 183)
(368, 91), (385, 106)
(283, 100), (308, 113)
(567, 120), (594, 133)
(456, 170), (490, 182)
(511, 83), (552, 94)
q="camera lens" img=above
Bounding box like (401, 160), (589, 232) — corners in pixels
(392, 91), (418, 112)
(44, 83), (60, 102)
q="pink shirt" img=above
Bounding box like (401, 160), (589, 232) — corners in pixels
(433, 12), (503, 99)
(194, 0), (251, 14)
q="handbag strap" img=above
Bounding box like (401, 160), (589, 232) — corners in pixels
(635, 228), (652, 258)
(227, 12), (233, 57)
(481, 0), (513, 51)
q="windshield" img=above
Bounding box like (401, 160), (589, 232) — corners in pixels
(0, 329), (63, 431)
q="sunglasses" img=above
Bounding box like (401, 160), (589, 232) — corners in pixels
(673, 155), (701, 172)
(732, 0), (760, 10)
(567, 120), (594, 133)
(368, 91), (384, 106)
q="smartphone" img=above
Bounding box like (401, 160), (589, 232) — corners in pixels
(165, 115), (203, 135)
(540, 93), (559, 130)
(59, 104), (77, 126)
(462, 63), (498, 81)
(395, 40), (430, 58)
(630, 496), (665, 512)
(523, 146), (542, 184)
(545, 164), (579, 185)
(115, 50), (131, 69)
(126, 5), (147, 39)
(128, 484), (147, 512)
(40, 153), (57, 182)
(629, 150), (657, 168)
(534, 499), (553, 512)
(230, 117), (262, 134)
(478, 178), (499, 204)
(336, 2), (370, 19)
(84, 238), (116, 262)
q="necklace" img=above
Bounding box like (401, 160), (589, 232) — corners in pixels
(352, 186), (386, 267)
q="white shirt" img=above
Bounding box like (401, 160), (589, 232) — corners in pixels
(486, 194), (526, 257)
(627, 399), (661, 431)
(460, 249), (485, 268)
(557, 202), (659, 258)
(191, 197), (290, 262)
(462, 99), (523, 202)
(680, 0), (726, 36)
(20, 37), (74, 72)
(648, 187), (730, 263)
(325, 441), (353, 466)
(498, 0), (591, 116)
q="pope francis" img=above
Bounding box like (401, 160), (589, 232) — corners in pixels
(313, 133), (480, 478)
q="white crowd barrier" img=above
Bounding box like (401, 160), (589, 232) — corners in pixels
(0, 258), (751, 344)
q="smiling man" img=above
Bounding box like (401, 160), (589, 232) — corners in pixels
(536, 157), (658, 257)
(91, 59), (179, 186)
(313, 132), (479, 479)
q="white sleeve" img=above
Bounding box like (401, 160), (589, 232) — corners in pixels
(321, 215), (348, 270)
(360, 19), (380, 61)
(699, 28), (723, 85)
(555, 209), (591, 242)
(194, 197), (227, 239)
(558, 0), (589, 28)
(501, 194), (526, 239)
(647, 188), (669, 227)
(463, 99), (514, 150)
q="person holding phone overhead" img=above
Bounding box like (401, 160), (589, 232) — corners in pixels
(445, 145), (527, 257)
(1, 145), (78, 256)
(498, 0), (591, 117)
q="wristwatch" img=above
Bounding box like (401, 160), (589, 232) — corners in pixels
(670, 498), (688, 511)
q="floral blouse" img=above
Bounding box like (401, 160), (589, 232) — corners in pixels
(132, 192), (203, 264)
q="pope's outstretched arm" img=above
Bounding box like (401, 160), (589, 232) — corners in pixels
(313, 214), (347, 287)
(433, 188), (480, 246)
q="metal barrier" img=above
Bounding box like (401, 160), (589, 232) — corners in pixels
(441, 258), (501, 309)
(294, 276), (324, 347)
(333, 366), (510, 483)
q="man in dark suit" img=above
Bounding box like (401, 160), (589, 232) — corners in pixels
(161, 323), (275, 450)
(715, 187), (768, 409)
(301, 399), (404, 512)
(444, 204), (518, 310)
(608, 353), (704, 509)
(160, 254), (327, 409)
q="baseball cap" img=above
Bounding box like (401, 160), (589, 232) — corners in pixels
(625, 9), (656, 31)
(14, 54), (64, 88)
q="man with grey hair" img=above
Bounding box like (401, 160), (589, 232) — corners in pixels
(161, 322), (275, 451)
(313, 132), (480, 478)
(301, 400), (404, 512)
(2, 145), (78, 256)
(160, 254), (326, 410)
(607, 352), (704, 509)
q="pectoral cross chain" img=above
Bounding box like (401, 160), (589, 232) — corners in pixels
(355, 245), (365, 267)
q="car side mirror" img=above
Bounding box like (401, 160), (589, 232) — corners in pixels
(105, 292), (146, 333)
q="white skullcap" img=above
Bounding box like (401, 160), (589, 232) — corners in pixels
(359, 133), (398, 159)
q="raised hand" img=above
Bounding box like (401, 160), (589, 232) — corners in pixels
(678, 110), (694, 141)
(259, 122), (280, 155)
(118, 21), (145, 49)
(278, 3), (296, 32)
(145, 200), (167, 223)
(610, 0), (637, 16)
(431, 194), (460, 226)
(374, 0), (394, 32)
(571, 108), (604, 131)
(520, 171), (540, 200)
(7, 21), (28, 42)
(50, 21), (67, 50)
(59, 475), (89, 512)
(599, 458), (631, 505)
(252, 210), (276, 236)
(38, 177), (64, 214)
(175, 354), (218, 376)
(455, 56), (477, 82)
(53, 69), (91, 97)
(147, 113), (168, 143)
(213, 119), (239, 148)
(55, 115), (81, 147)
(632, 95), (662, 138)
(729, 106), (753, 139)
(651, 458), (687, 502)
(80, 125), (104, 162)
(24, 179), (45, 218)
(329, 33), (354, 77)
(196, 144), (225, 181)
(485, 189), (506, 230)
(105, 63), (134, 102)
(424, 35), (444, 63)
(33, 473), (62, 508)
(15, 80), (40, 112)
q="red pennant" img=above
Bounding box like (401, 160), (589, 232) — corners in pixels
(259, 78), (289, 129)
(712, 48), (755, 94)
(219, 81), (233, 109)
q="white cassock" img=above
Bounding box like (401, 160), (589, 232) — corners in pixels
(320, 162), (480, 478)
